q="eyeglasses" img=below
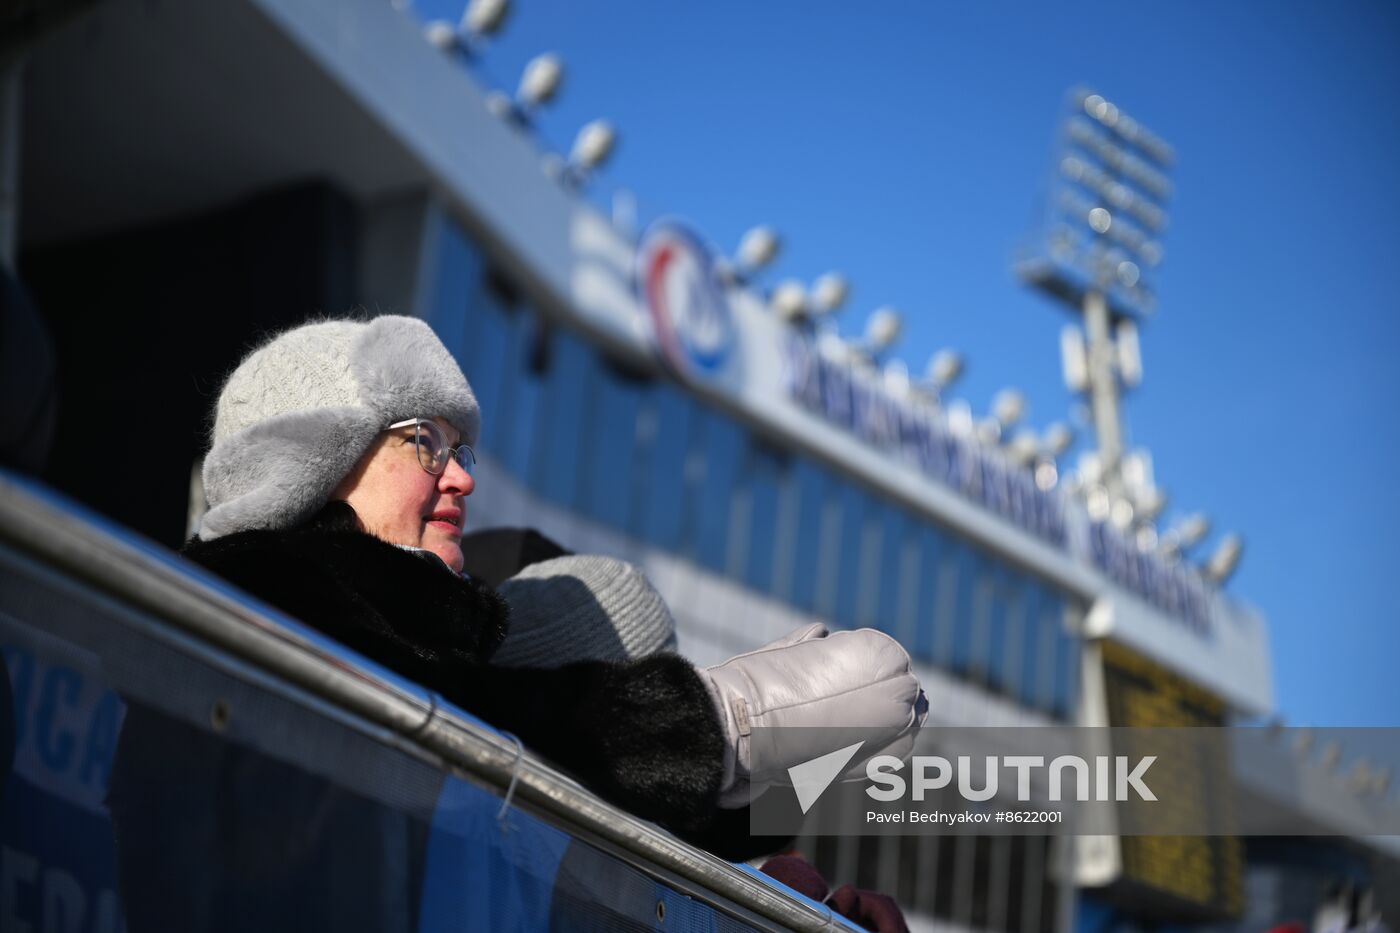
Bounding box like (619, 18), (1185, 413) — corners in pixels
(386, 418), (476, 476)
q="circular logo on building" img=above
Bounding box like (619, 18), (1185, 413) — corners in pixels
(636, 220), (734, 377)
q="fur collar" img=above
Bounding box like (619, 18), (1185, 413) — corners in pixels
(183, 501), (509, 666)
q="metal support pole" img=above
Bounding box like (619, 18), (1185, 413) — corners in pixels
(0, 60), (20, 271)
(1081, 288), (1123, 494)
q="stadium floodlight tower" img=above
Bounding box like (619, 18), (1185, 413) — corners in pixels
(1015, 88), (1174, 497)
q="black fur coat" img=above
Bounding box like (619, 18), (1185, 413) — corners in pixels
(180, 502), (763, 855)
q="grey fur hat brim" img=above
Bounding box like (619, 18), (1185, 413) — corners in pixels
(199, 315), (478, 539)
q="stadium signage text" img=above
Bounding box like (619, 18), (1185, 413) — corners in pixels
(1084, 520), (1212, 633)
(783, 333), (1066, 544)
(782, 333), (1212, 632)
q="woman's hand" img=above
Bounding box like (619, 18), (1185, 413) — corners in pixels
(697, 625), (927, 808)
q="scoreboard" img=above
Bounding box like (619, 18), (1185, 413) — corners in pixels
(1099, 640), (1244, 921)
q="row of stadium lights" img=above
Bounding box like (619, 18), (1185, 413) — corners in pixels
(410, 2), (1241, 586)
(420, 0), (619, 188)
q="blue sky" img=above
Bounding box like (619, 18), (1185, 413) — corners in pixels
(417, 0), (1400, 726)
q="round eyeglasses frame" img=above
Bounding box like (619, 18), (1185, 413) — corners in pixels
(386, 418), (476, 476)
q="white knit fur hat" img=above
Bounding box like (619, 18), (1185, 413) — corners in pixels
(493, 555), (679, 667)
(199, 315), (478, 540)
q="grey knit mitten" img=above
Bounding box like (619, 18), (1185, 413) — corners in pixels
(494, 555), (678, 667)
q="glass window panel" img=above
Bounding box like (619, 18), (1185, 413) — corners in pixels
(913, 524), (950, 663)
(950, 547), (983, 676)
(889, 514), (921, 648)
(853, 497), (887, 630)
(1015, 583), (1046, 710)
(967, 560), (993, 688)
(639, 383), (695, 550)
(870, 507), (909, 636)
(694, 409), (742, 575)
(462, 290), (512, 456)
(788, 460), (830, 614)
(423, 218), (482, 371)
(1052, 602), (1080, 721)
(832, 483), (871, 630)
(769, 456), (802, 604)
(579, 358), (644, 532)
(739, 439), (783, 595)
(912, 523), (946, 661)
(529, 329), (591, 508)
(495, 311), (543, 482)
(724, 460), (752, 581)
(991, 575), (1027, 700)
(626, 390), (658, 540)
(965, 558), (997, 686)
(812, 475), (846, 622)
(1034, 593), (1062, 714)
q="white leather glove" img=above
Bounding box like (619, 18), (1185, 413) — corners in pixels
(697, 623), (927, 808)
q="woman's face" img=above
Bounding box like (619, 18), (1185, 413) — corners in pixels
(331, 416), (475, 573)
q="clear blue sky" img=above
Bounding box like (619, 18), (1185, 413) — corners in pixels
(418, 0), (1400, 726)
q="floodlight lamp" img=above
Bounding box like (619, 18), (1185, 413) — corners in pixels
(864, 307), (902, 352)
(1174, 513), (1212, 549)
(992, 388), (1026, 428)
(518, 53), (563, 109)
(927, 348), (964, 388)
(1203, 533), (1244, 586)
(769, 280), (808, 321)
(570, 119), (616, 171)
(810, 272), (850, 315)
(1135, 487), (1168, 523)
(737, 226), (781, 272)
(463, 0), (510, 37)
(1117, 260), (1141, 288)
(1008, 430), (1039, 466)
(424, 20), (460, 51)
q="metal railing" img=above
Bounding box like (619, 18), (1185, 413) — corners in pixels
(0, 469), (852, 931)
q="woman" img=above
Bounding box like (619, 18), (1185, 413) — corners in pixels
(183, 314), (924, 847)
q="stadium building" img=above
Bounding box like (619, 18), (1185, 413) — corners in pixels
(4, 0), (1398, 930)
